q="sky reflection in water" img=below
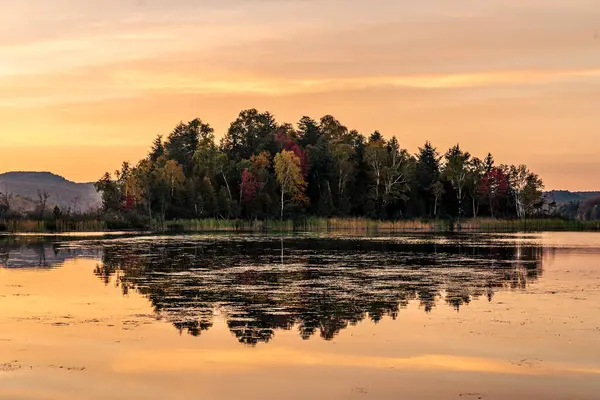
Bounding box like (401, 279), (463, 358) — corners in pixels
(1, 233), (599, 400)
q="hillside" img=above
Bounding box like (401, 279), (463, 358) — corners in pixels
(547, 190), (600, 205)
(0, 172), (101, 212)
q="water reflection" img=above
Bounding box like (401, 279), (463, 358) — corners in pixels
(0, 236), (100, 268)
(93, 235), (544, 345)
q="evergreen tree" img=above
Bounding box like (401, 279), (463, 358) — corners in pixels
(415, 142), (441, 217)
(95, 110), (547, 223)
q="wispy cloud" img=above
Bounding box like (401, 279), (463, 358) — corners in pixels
(1, 0), (600, 188)
(2, 65), (600, 109)
(118, 68), (600, 95)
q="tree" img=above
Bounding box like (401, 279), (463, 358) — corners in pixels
(96, 110), (547, 224)
(443, 144), (471, 219)
(306, 135), (334, 216)
(430, 180), (445, 217)
(194, 138), (234, 205)
(217, 187), (234, 218)
(149, 135), (165, 162)
(415, 142), (441, 217)
(197, 176), (217, 217)
(52, 205), (62, 220)
(131, 159), (154, 217)
(240, 168), (264, 203)
(484, 153), (495, 174)
(369, 131), (383, 142)
(382, 137), (411, 210)
(0, 191), (13, 218)
(480, 167), (509, 218)
(165, 119), (212, 175)
(160, 160), (185, 198)
(365, 137), (387, 204)
(319, 115), (347, 140)
(276, 124), (308, 176)
(221, 109), (277, 162)
(331, 141), (354, 208)
(467, 157), (485, 218)
(297, 116), (320, 147)
(521, 173), (545, 217)
(36, 190), (50, 220)
(240, 152), (272, 217)
(274, 150), (308, 219)
(95, 172), (121, 214)
(508, 164), (536, 218)
(155, 159), (185, 220)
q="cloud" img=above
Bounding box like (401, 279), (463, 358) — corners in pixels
(112, 347), (600, 376)
(116, 68), (600, 95)
(1, 0), (600, 188)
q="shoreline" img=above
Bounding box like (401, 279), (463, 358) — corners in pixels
(1, 217), (599, 234)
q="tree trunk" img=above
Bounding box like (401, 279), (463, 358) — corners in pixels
(160, 197), (167, 225)
(147, 185), (152, 218)
(280, 186), (284, 220)
(457, 187), (462, 225)
(221, 170), (233, 202)
(338, 168), (343, 199)
(515, 193), (523, 218)
(375, 171), (380, 201)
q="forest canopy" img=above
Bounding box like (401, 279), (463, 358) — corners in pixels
(95, 109), (546, 221)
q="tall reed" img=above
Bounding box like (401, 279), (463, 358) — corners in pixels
(1, 217), (598, 234)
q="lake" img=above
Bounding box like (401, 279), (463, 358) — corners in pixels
(1, 232), (599, 399)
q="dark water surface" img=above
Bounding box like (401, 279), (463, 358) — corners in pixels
(1, 232), (599, 399)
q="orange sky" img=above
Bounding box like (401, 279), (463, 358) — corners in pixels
(1, 0), (599, 189)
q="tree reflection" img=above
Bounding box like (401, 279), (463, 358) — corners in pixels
(95, 235), (544, 345)
(0, 237), (100, 269)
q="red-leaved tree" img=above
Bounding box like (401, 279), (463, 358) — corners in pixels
(123, 195), (137, 211)
(276, 129), (308, 176)
(480, 167), (509, 218)
(240, 168), (264, 203)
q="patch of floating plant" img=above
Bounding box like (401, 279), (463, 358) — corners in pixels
(0, 361), (21, 372)
(47, 364), (86, 371)
(75, 233), (550, 343)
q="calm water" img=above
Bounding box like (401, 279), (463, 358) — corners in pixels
(1, 232), (599, 399)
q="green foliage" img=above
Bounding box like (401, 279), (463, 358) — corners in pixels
(93, 109), (549, 225)
(414, 141), (441, 217)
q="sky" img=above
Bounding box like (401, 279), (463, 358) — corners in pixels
(1, 0), (599, 190)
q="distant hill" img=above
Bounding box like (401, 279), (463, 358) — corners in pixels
(0, 172), (101, 212)
(547, 190), (600, 205)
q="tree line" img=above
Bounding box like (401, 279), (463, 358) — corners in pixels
(95, 109), (546, 222)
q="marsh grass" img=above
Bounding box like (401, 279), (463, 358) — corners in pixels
(1, 217), (598, 234)
(159, 217), (600, 233)
(458, 218), (600, 232)
(0, 219), (106, 233)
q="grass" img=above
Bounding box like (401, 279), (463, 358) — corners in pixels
(0, 219), (106, 233)
(1, 217), (598, 234)
(458, 218), (600, 232)
(157, 217), (600, 233)
(155, 217), (599, 233)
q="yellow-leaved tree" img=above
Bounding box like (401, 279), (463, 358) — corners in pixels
(274, 150), (307, 220)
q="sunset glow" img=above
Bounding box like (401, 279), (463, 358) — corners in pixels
(2, 0), (599, 189)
